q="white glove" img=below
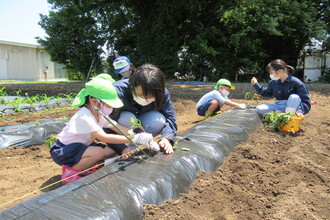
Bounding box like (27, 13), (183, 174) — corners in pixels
(132, 133), (160, 151)
(238, 104), (247, 109)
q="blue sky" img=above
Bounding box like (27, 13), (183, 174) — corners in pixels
(0, 0), (51, 45)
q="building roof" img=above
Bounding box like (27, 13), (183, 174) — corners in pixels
(0, 40), (42, 49)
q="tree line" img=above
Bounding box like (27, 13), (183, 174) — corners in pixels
(37, 0), (329, 81)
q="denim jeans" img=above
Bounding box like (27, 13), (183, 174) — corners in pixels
(118, 111), (166, 137)
(255, 94), (301, 115)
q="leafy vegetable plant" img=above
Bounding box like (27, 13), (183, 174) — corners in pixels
(262, 112), (295, 131)
(245, 92), (263, 105)
(45, 135), (58, 148)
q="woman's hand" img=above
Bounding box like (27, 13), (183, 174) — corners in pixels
(251, 77), (258, 85)
(158, 138), (173, 154)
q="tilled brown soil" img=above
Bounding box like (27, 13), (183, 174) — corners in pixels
(0, 81), (329, 220)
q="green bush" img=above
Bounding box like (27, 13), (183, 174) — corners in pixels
(67, 69), (83, 81)
(321, 68), (330, 83)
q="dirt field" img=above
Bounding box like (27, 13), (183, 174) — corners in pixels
(0, 81), (329, 219)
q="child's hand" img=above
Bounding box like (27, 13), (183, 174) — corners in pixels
(121, 148), (134, 159)
(237, 103), (247, 109)
(132, 133), (160, 152)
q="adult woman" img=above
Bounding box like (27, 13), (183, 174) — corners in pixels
(251, 59), (311, 116)
(110, 64), (177, 154)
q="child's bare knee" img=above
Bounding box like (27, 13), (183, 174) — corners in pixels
(210, 100), (219, 105)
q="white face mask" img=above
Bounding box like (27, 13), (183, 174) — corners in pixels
(270, 74), (280, 80)
(133, 95), (155, 106)
(219, 89), (230, 97)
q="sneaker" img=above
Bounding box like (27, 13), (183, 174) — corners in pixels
(79, 165), (99, 176)
(61, 165), (82, 184)
(205, 111), (214, 118)
(215, 110), (222, 115)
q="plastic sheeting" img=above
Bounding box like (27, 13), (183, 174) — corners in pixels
(0, 98), (72, 114)
(0, 119), (68, 148)
(0, 109), (262, 220)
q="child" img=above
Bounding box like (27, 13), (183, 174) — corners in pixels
(113, 56), (136, 80)
(50, 75), (158, 184)
(196, 79), (246, 117)
(251, 59), (311, 116)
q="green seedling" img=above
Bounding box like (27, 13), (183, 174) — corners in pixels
(253, 94), (262, 104)
(34, 121), (41, 126)
(13, 106), (23, 112)
(40, 94), (52, 107)
(60, 93), (75, 100)
(244, 92), (251, 100)
(0, 86), (7, 96)
(25, 93), (39, 103)
(262, 112), (294, 131)
(57, 116), (70, 121)
(130, 118), (146, 132)
(45, 135), (58, 148)
(245, 92), (263, 105)
(13, 90), (21, 96)
(54, 95), (63, 106)
(172, 141), (179, 151)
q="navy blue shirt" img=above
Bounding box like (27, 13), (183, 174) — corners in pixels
(253, 75), (311, 114)
(112, 79), (177, 141)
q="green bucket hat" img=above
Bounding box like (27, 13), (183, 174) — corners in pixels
(92, 73), (115, 83)
(214, 79), (235, 90)
(72, 77), (123, 108)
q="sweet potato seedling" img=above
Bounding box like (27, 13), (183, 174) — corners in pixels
(262, 112), (295, 131)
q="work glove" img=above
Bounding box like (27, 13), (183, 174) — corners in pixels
(132, 133), (160, 151)
(238, 104), (247, 109)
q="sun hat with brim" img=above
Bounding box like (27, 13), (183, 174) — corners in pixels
(214, 79), (235, 90)
(72, 78), (123, 108)
(113, 56), (130, 74)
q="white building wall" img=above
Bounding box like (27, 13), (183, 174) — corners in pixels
(0, 40), (66, 81)
(6, 45), (39, 80)
(304, 53), (330, 82)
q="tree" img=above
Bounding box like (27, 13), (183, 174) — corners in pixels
(180, 0), (327, 81)
(38, 0), (328, 81)
(38, 3), (105, 79)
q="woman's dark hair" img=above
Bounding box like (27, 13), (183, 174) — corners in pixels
(266, 59), (294, 74)
(130, 64), (165, 111)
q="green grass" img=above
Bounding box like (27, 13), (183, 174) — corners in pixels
(0, 80), (82, 84)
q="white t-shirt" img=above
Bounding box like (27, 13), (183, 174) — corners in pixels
(57, 107), (112, 146)
(196, 90), (229, 108)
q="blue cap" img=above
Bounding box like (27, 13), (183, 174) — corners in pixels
(113, 56), (131, 74)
